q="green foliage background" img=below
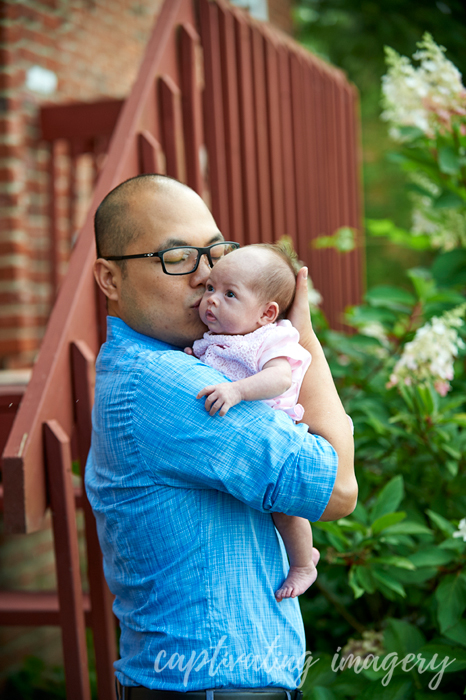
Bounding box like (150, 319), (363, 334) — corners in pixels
(293, 2), (466, 698)
(293, 0), (466, 288)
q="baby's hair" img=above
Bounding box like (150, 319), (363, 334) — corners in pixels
(247, 243), (298, 319)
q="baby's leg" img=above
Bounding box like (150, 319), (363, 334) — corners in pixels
(272, 513), (319, 602)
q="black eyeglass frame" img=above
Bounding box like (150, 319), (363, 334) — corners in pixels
(102, 241), (240, 276)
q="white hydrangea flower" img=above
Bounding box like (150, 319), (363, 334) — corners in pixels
(387, 304), (466, 395)
(453, 518), (466, 542)
(409, 173), (466, 250)
(357, 321), (391, 358)
(381, 33), (466, 140)
(307, 281), (323, 309)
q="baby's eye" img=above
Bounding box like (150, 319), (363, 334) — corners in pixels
(225, 290), (236, 298)
(206, 283), (214, 292)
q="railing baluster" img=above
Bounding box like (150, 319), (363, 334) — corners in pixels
(218, 5), (245, 244)
(199, 0), (230, 239)
(71, 340), (117, 700)
(139, 130), (166, 175)
(264, 33), (285, 244)
(179, 23), (204, 196)
(159, 75), (186, 182)
(44, 419), (91, 700)
(234, 12), (259, 244)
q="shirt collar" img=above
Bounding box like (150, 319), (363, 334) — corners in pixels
(106, 315), (181, 353)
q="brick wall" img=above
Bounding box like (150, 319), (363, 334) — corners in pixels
(268, 0), (293, 34)
(0, 0), (164, 369)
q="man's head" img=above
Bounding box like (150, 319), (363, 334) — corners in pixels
(93, 174), (224, 347)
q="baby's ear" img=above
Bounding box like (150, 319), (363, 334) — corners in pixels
(260, 301), (279, 325)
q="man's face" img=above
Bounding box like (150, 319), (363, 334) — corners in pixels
(106, 186), (224, 347)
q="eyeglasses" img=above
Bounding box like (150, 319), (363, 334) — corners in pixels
(103, 241), (240, 276)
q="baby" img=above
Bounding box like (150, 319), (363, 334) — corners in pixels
(186, 243), (320, 602)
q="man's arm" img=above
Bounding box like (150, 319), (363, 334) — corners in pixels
(197, 357), (292, 416)
(288, 268), (357, 521)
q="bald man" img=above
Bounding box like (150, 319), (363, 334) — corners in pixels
(85, 174), (356, 700)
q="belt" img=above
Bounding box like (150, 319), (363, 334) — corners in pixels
(115, 683), (303, 700)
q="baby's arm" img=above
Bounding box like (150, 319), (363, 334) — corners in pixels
(198, 357), (292, 417)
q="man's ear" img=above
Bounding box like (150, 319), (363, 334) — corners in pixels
(259, 301), (279, 325)
(93, 258), (121, 302)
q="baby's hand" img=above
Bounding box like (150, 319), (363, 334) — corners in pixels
(184, 347), (194, 355)
(197, 383), (242, 416)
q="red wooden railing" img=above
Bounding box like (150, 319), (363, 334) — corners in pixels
(1, 1), (363, 698)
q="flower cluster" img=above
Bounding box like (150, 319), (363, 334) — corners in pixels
(410, 173), (466, 250)
(387, 304), (466, 395)
(453, 518), (466, 542)
(381, 33), (466, 141)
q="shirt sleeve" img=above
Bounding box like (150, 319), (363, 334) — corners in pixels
(132, 349), (337, 522)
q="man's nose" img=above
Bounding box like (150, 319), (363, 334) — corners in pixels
(190, 254), (211, 285)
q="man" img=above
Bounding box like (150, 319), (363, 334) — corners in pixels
(86, 174), (356, 699)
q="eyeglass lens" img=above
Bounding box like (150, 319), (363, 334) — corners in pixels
(162, 243), (237, 274)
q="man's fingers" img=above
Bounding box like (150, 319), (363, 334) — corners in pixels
(287, 266), (313, 341)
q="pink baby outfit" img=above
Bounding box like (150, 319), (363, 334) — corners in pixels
(192, 319), (311, 421)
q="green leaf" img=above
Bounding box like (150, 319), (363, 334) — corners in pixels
(370, 475), (404, 522)
(313, 227), (357, 252)
(371, 511), (406, 535)
(371, 555), (415, 569)
(313, 521), (351, 545)
(349, 567), (365, 599)
(445, 460), (459, 477)
(382, 521), (432, 535)
(409, 547), (456, 567)
(438, 146), (461, 175)
(407, 267), (436, 302)
(451, 413), (466, 427)
(352, 501), (369, 525)
(432, 249), (466, 286)
(435, 573), (466, 633)
(384, 618), (425, 655)
(433, 190), (465, 209)
(355, 566), (376, 594)
(365, 285), (416, 312)
(415, 384), (435, 415)
(311, 687), (337, 700)
(417, 643), (466, 673)
(426, 510), (456, 537)
(443, 619), (466, 647)
(372, 569), (406, 597)
(397, 126), (425, 141)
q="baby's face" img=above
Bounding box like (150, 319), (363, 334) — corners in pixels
(199, 253), (269, 335)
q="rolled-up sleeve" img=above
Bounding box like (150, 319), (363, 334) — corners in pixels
(133, 350), (337, 522)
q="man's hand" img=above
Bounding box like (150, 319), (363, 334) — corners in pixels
(197, 383), (242, 416)
(287, 267), (313, 347)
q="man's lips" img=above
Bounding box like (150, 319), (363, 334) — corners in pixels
(191, 298), (203, 309)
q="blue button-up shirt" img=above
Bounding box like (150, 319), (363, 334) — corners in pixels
(85, 317), (338, 690)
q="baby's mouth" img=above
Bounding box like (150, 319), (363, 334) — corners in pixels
(205, 309), (216, 322)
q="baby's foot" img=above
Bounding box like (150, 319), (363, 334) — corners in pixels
(275, 548), (320, 602)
